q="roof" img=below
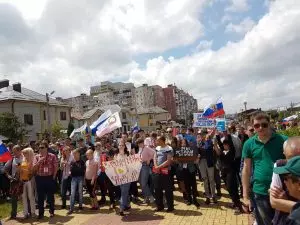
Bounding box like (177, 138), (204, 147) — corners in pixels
(136, 106), (169, 114)
(0, 86), (70, 107)
(80, 104), (122, 120)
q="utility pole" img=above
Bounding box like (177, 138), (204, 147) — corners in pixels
(46, 91), (55, 141)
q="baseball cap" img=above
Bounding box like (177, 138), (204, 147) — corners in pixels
(273, 156), (300, 177)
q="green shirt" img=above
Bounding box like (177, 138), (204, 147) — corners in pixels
(242, 132), (287, 195)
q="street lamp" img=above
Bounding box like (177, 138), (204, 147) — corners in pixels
(46, 91), (55, 140)
(244, 101), (247, 111)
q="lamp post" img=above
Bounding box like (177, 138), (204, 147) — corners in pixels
(46, 91), (55, 140)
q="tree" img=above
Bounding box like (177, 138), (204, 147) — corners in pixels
(51, 121), (65, 140)
(0, 112), (28, 142)
(67, 121), (75, 137)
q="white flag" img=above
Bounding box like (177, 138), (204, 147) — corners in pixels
(96, 112), (122, 137)
(69, 122), (87, 138)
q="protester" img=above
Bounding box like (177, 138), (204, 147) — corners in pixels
(178, 139), (200, 207)
(5, 145), (23, 220)
(68, 149), (86, 215)
(242, 113), (288, 225)
(33, 141), (58, 219)
(152, 136), (174, 212)
(20, 147), (36, 219)
(270, 137), (300, 224)
(136, 138), (155, 204)
(115, 141), (131, 216)
(85, 150), (99, 210)
(60, 146), (73, 209)
(198, 131), (217, 204)
(273, 156), (300, 225)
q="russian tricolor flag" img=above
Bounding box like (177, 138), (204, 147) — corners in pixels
(0, 141), (12, 162)
(202, 97), (225, 118)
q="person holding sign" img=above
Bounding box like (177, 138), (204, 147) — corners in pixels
(176, 139), (200, 207)
(152, 136), (174, 212)
(115, 141), (131, 216)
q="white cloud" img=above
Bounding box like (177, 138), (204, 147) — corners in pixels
(225, 17), (255, 35)
(195, 40), (213, 51)
(0, 0), (300, 113)
(226, 0), (249, 12)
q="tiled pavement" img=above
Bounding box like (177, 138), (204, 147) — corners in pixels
(3, 183), (249, 225)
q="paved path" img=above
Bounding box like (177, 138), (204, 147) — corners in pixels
(3, 183), (249, 225)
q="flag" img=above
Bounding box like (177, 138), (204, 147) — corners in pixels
(90, 110), (113, 135)
(132, 122), (140, 132)
(202, 97), (225, 118)
(69, 122), (87, 138)
(96, 112), (122, 137)
(0, 141), (12, 162)
(283, 115), (298, 122)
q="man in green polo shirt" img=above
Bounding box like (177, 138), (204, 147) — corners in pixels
(242, 113), (287, 225)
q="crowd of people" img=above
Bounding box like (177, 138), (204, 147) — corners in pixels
(0, 112), (299, 224)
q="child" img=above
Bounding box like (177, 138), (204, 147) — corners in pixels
(85, 150), (99, 210)
(68, 149), (85, 215)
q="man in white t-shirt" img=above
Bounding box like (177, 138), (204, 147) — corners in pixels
(269, 137), (300, 225)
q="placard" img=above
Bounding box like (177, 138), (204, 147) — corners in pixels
(193, 113), (215, 128)
(216, 119), (226, 132)
(103, 154), (142, 186)
(174, 147), (198, 162)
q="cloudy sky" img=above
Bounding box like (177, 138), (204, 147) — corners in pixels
(0, 0), (299, 113)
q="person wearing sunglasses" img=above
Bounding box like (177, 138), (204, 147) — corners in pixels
(242, 113), (288, 225)
(273, 155), (300, 225)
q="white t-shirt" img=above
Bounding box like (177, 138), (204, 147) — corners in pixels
(270, 163), (282, 189)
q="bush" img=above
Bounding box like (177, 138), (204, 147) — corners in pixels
(278, 127), (300, 137)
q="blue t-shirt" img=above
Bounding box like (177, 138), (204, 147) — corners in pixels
(185, 134), (197, 146)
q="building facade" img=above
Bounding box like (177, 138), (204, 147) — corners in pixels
(63, 93), (97, 115)
(91, 81), (136, 108)
(0, 80), (72, 141)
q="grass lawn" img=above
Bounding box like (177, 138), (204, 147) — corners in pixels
(0, 199), (23, 220)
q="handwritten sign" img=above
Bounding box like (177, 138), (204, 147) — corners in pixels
(193, 113), (215, 128)
(174, 147), (198, 162)
(103, 154), (142, 186)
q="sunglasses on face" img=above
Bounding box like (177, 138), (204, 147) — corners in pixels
(253, 122), (269, 129)
(39, 146), (46, 149)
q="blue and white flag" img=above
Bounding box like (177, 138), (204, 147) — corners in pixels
(96, 112), (122, 137)
(90, 110), (113, 135)
(132, 122), (140, 132)
(70, 122), (88, 138)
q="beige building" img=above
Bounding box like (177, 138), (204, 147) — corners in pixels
(63, 93), (97, 115)
(135, 106), (171, 131)
(0, 80), (72, 141)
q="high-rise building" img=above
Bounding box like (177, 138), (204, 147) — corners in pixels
(63, 93), (97, 115)
(163, 85), (177, 120)
(91, 81), (135, 108)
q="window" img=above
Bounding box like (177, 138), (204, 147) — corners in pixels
(122, 112), (127, 119)
(60, 112), (67, 121)
(43, 110), (46, 120)
(24, 114), (33, 125)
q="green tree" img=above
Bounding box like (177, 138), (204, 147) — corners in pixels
(0, 112), (28, 142)
(67, 121), (75, 137)
(51, 121), (65, 139)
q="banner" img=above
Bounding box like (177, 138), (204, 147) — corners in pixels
(103, 154), (142, 186)
(216, 119), (226, 132)
(193, 113), (215, 128)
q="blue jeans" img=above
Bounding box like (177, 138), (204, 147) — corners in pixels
(120, 183), (131, 211)
(70, 176), (83, 211)
(140, 164), (152, 197)
(61, 176), (71, 207)
(254, 193), (274, 225)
